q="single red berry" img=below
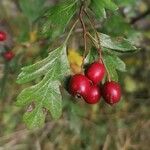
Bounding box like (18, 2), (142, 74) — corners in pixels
(86, 61), (105, 84)
(102, 81), (121, 105)
(69, 74), (91, 98)
(3, 51), (15, 61)
(0, 31), (7, 41)
(84, 85), (101, 104)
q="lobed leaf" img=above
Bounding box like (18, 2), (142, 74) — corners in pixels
(23, 106), (45, 129)
(100, 33), (137, 52)
(90, 0), (118, 18)
(39, 0), (77, 39)
(90, 0), (106, 18)
(16, 44), (70, 128)
(17, 70), (62, 128)
(17, 45), (70, 84)
(90, 33), (137, 52)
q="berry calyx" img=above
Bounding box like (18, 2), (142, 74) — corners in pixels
(3, 51), (15, 61)
(102, 81), (121, 105)
(0, 31), (7, 41)
(84, 85), (101, 104)
(86, 61), (105, 84)
(69, 74), (91, 98)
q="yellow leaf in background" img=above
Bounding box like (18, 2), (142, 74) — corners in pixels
(30, 30), (37, 43)
(68, 49), (83, 73)
(70, 64), (82, 74)
(68, 49), (83, 66)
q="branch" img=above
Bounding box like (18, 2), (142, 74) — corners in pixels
(79, 4), (87, 70)
(130, 9), (150, 24)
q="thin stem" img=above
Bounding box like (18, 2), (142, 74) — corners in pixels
(87, 32), (98, 44)
(64, 19), (79, 44)
(130, 9), (150, 24)
(83, 9), (102, 60)
(79, 4), (87, 70)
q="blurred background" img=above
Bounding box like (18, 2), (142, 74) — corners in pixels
(0, 0), (150, 149)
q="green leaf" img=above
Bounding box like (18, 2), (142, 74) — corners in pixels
(114, 0), (136, 6)
(17, 45), (70, 84)
(17, 71), (62, 128)
(103, 53), (126, 81)
(19, 0), (45, 22)
(16, 44), (70, 128)
(85, 48), (99, 64)
(100, 33), (137, 52)
(114, 56), (126, 72)
(91, 33), (137, 52)
(90, 0), (106, 18)
(103, 0), (118, 11)
(23, 106), (45, 129)
(104, 53), (126, 72)
(39, 0), (77, 39)
(108, 66), (118, 82)
(103, 54), (118, 81)
(102, 14), (136, 37)
(90, 0), (118, 18)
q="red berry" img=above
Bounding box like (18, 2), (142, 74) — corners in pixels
(86, 61), (105, 84)
(69, 74), (91, 97)
(84, 85), (101, 104)
(0, 31), (7, 41)
(3, 51), (15, 61)
(102, 81), (121, 105)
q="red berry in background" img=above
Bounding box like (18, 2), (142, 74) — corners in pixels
(102, 81), (121, 105)
(3, 51), (15, 61)
(86, 61), (105, 84)
(0, 31), (7, 41)
(84, 85), (101, 104)
(69, 74), (91, 98)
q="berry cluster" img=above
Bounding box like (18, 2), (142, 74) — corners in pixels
(0, 30), (14, 61)
(69, 61), (121, 105)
